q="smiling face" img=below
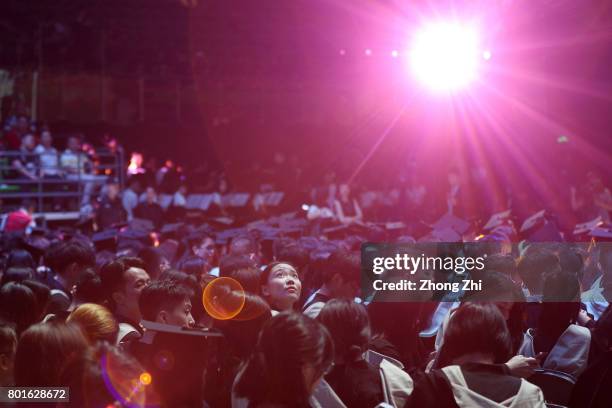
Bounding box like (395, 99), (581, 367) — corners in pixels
(262, 263), (302, 311)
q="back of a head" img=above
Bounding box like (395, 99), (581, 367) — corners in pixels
(538, 271), (581, 336)
(214, 292), (272, 359)
(22, 280), (51, 321)
(45, 240), (95, 276)
(322, 250), (360, 286)
(0, 266), (34, 286)
(0, 320), (17, 374)
(0, 282), (38, 334)
(179, 256), (207, 277)
(219, 255), (256, 277)
(67, 303), (119, 344)
(437, 303), (512, 368)
(59, 342), (147, 408)
(15, 322), (88, 387)
(557, 248), (583, 279)
(227, 266), (261, 294)
(138, 247), (165, 280)
(317, 299), (370, 362)
(6, 249), (35, 270)
(235, 312), (334, 406)
(483, 254), (517, 279)
(74, 268), (106, 304)
(138, 279), (193, 322)
(276, 244), (309, 274)
(517, 250), (561, 294)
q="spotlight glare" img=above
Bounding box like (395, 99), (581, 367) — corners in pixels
(365, 48), (372, 56)
(410, 22), (481, 91)
(483, 50), (492, 60)
(339, 49), (346, 56)
(391, 50), (399, 58)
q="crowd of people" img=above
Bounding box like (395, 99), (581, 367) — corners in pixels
(0, 159), (611, 407)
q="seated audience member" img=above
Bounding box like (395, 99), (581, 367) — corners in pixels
(0, 266), (34, 287)
(260, 261), (302, 313)
(408, 303), (545, 407)
(59, 342), (149, 408)
(183, 233), (217, 272)
(96, 178), (126, 230)
(2, 200), (36, 232)
(34, 130), (60, 178)
(66, 303), (119, 344)
(0, 282), (39, 335)
(138, 279), (195, 328)
(99, 257), (151, 343)
(122, 177), (141, 221)
(0, 321), (17, 386)
(179, 256), (211, 285)
(61, 135), (104, 207)
(303, 250), (360, 318)
(43, 240), (96, 312)
(11, 133), (38, 180)
(134, 187), (165, 230)
(15, 322), (88, 387)
(138, 247), (170, 280)
(218, 254), (257, 278)
(206, 293), (272, 407)
(157, 269), (207, 326)
(229, 235), (261, 265)
(5, 248), (36, 270)
(318, 299), (412, 408)
(368, 301), (426, 371)
(233, 312), (334, 408)
(226, 265), (261, 294)
(21, 279), (51, 322)
(72, 268), (106, 306)
(333, 183), (363, 225)
(517, 249), (561, 301)
(518, 271), (591, 378)
(481, 253), (517, 281)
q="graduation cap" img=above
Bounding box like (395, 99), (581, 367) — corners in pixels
(430, 227), (462, 243)
(92, 229), (118, 252)
(520, 210), (563, 242)
(520, 209), (546, 233)
(574, 216), (604, 236)
(432, 213), (471, 235)
(590, 225), (612, 241)
(160, 223), (187, 240)
(483, 210), (512, 231)
(214, 228), (247, 245)
(129, 218), (155, 233)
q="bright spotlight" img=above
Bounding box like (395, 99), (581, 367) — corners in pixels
(391, 50), (399, 58)
(409, 22), (481, 91)
(365, 48), (372, 56)
(483, 50), (492, 60)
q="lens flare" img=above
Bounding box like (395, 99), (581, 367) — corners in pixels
(410, 21), (481, 91)
(202, 277), (246, 320)
(139, 372), (152, 386)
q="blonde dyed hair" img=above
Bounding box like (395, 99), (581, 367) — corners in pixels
(67, 303), (119, 344)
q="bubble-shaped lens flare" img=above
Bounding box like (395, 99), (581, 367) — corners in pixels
(202, 277), (246, 320)
(410, 22), (481, 91)
(100, 351), (155, 407)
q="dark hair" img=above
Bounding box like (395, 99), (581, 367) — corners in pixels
(260, 261), (298, 288)
(74, 268), (106, 305)
(557, 247), (583, 280)
(45, 240), (95, 276)
(227, 266), (261, 294)
(276, 244), (309, 273)
(322, 250), (360, 286)
(535, 271), (581, 353)
(318, 299), (370, 362)
(21, 280), (51, 321)
(0, 320), (17, 357)
(482, 254), (517, 279)
(99, 257), (146, 310)
(158, 269), (204, 322)
(517, 250), (561, 294)
(59, 342), (146, 408)
(138, 247), (166, 280)
(0, 282), (39, 335)
(179, 256), (207, 277)
(139, 279), (193, 321)
(0, 266), (34, 286)
(235, 312), (333, 406)
(6, 249), (35, 270)
(15, 322), (88, 387)
(219, 255), (256, 277)
(437, 303), (512, 368)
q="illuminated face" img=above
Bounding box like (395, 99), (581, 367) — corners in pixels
(160, 298), (195, 328)
(118, 267), (151, 317)
(193, 237), (216, 264)
(262, 263), (302, 311)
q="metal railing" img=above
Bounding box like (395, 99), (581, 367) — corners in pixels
(0, 148), (125, 213)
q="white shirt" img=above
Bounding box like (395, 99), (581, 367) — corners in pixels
(35, 145), (59, 175)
